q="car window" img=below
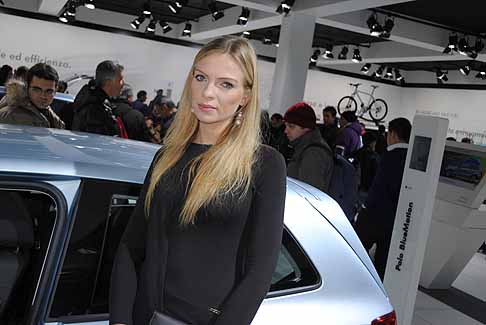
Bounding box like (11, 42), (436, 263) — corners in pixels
(0, 189), (57, 324)
(269, 229), (320, 296)
(48, 179), (140, 320)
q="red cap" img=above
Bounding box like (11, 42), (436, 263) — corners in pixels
(284, 102), (316, 129)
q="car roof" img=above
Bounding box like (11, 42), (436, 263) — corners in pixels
(0, 124), (160, 184)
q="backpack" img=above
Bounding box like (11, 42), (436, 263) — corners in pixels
(115, 116), (129, 139)
(303, 144), (359, 222)
(328, 154), (359, 222)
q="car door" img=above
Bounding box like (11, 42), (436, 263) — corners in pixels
(44, 180), (320, 325)
(0, 177), (80, 325)
(45, 178), (140, 325)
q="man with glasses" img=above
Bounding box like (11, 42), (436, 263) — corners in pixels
(0, 63), (65, 128)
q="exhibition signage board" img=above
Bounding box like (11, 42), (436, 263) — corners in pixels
(384, 115), (448, 325)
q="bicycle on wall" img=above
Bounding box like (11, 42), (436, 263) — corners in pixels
(337, 83), (388, 122)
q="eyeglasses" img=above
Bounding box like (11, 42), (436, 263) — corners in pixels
(29, 86), (56, 97)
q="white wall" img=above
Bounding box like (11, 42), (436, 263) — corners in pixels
(1, 12), (486, 143)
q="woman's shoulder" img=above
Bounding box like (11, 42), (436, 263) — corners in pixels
(254, 144), (286, 176)
(256, 144), (284, 162)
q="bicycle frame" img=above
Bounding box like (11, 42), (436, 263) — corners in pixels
(350, 86), (377, 110)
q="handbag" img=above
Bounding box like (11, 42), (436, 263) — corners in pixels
(149, 310), (188, 325)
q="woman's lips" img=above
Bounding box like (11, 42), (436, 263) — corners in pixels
(198, 104), (216, 112)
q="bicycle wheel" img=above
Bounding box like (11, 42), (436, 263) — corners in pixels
(368, 99), (388, 121)
(337, 96), (357, 115)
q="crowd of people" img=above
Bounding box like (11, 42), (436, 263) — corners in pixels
(0, 62), (176, 145)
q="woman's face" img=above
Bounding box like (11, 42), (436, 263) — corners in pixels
(191, 52), (250, 130)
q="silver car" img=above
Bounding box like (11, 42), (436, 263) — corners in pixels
(0, 124), (395, 325)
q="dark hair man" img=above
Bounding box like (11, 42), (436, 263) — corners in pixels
(0, 63), (65, 128)
(72, 60), (125, 136)
(268, 113), (291, 160)
(284, 102), (334, 192)
(319, 106), (338, 149)
(354, 117), (412, 280)
(133, 90), (150, 116)
(14, 66), (29, 81)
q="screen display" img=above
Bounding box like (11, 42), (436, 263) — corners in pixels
(410, 136), (432, 172)
(439, 149), (486, 190)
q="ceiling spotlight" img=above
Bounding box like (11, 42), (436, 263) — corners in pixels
(238, 7), (250, 25)
(352, 48), (362, 63)
(459, 65), (471, 76)
(458, 37), (470, 56)
(146, 19), (156, 33)
(338, 46), (349, 60)
(276, 0), (295, 15)
(475, 65), (486, 79)
(367, 13), (383, 37)
(381, 16), (394, 38)
(84, 0), (95, 9)
(66, 2), (77, 16)
(243, 31), (250, 36)
(361, 63), (372, 74)
(182, 23), (192, 37)
(59, 12), (69, 23)
(130, 15), (145, 29)
(310, 50), (321, 64)
(374, 65), (385, 78)
(474, 38), (484, 53)
(159, 21), (172, 33)
(323, 44), (334, 59)
(263, 32), (273, 45)
(444, 33), (458, 54)
(385, 67), (394, 78)
(168, 0), (187, 14)
(436, 70), (448, 82)
(394, 68), (404, 81)
(142, 2), (151, 16)
(209, 2), (224, 21)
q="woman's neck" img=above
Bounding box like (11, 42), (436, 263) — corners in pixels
(194, 121), (229, 144)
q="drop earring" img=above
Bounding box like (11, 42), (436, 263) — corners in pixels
(235, 111), (243, 126)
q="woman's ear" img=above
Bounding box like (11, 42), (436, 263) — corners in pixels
(240, 89), (250, 108)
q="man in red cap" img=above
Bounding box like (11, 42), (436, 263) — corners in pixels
(284, 101), (334, 192)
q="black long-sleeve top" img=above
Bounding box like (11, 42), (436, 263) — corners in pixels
(110, 143), (287, 325)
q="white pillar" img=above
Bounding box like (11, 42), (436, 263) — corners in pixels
(269, 13), (316, 115)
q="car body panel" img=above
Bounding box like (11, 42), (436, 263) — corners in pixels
(0, 125), (393, 325)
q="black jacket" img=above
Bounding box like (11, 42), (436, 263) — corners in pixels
(111, 98), (151, 142)
(364, 145), (408, 229)
(287, 128), (334, 192)
(72, 85), (118, 136)
(318, 123), (338, 149)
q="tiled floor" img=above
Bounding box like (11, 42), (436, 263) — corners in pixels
(412, 253), (486, 325)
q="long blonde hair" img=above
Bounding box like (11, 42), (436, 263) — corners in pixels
(145, 36), (261, 225)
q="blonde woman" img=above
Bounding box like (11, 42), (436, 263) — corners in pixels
(110, 36), (287, 325)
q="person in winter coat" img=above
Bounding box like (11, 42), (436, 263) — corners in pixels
(111, 85), (152, 142)
(71, 60), (124, 136)
(0, 63), (65, 129)
(354, 117), (411, 280)
(285, 102), (334, 192)
(336, 110), (362, 157)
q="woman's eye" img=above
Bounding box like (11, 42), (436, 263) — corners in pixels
(195, 74), (205, 82)
(221, 82), (234, 89)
